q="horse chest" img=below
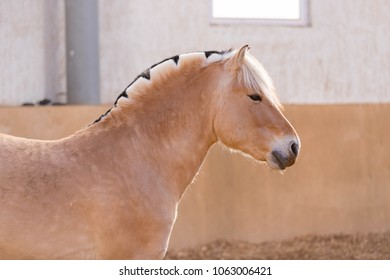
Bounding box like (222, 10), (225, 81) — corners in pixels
(88, 193), (178, 259)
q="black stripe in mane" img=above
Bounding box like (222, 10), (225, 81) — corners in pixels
(114, 91), (129, 106)
(172, 55), (180, 65)
(92, 90), (128, 124)
(150, 55), (180, 69)
(204, 49), (232, 59)
(140, 68), (151, 80)
(92, 107), (113, 124)
(92, 49), (231, 125)
(117, 54), (181, 99)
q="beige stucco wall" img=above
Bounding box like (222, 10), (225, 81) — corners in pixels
(170, 104), (390, 249)
(0, 105), (389, 250)
(1, 0), (389, 104)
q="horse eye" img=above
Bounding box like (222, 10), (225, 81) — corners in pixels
(248, 93), (262, 102)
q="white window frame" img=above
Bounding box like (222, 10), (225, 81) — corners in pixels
(210, 0), (310, 27)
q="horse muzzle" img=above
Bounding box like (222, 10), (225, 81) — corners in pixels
(267, 139), (300, 170)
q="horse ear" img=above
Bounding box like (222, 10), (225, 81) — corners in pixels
(229, 45), (250, 70)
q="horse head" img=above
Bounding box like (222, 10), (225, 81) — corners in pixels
(213, 45), (300, 170)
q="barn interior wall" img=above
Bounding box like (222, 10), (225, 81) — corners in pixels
(1, 0), (389, 104)
(0, 105), (389, 250)
(98, 0), (390, 104)
(0, 0), (65, 105)
(1, 0), (389, 252)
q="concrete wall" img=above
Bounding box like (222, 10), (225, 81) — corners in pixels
(98, 0), (390, 104)
(0, 0), (65, 105)
(0, 105), (389, 250)
(1, 0), (389, 104)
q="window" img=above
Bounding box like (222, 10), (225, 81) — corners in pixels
(211, 0), (309, 26)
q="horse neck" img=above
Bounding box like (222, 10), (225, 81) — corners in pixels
(82, 63), (221, 200)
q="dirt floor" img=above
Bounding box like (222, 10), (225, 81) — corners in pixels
(165, 232), (390, 260)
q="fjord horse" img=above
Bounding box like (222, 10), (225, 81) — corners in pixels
(0, 46), (300, 259)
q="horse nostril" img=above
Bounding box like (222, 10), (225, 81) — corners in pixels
(291, 142), (299, 157)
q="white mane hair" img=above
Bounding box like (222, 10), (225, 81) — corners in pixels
(94, 48), (282, 124)
(200, 48), (282, 110)
(239, 52), (282, 110)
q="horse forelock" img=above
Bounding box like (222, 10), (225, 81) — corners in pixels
(240, 53), (282, 111)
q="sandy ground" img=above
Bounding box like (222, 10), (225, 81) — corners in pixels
(165, 232), (390, 260)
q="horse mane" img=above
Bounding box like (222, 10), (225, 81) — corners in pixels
(240, 53), (282, 110)
(93, 48), (281, 124)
